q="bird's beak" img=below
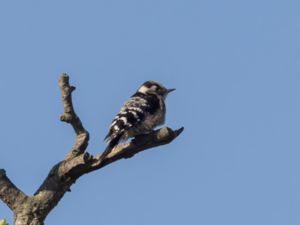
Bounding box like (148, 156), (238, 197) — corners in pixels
(167, 88), (176, 93)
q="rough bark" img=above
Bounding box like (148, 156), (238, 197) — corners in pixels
(0, 74), (183, 225)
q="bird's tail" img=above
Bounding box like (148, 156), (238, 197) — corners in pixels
(99, 134), (121, 161)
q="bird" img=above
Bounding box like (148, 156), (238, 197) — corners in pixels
(100, 80), (175, 160)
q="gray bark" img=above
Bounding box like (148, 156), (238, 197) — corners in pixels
(0, 74), (183, 225)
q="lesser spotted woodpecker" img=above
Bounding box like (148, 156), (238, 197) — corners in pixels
(101, 81), (175, 159)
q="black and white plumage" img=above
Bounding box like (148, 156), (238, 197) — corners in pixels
(101, 81), (175, 159)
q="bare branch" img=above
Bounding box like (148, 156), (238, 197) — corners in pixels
(60, 127), (184, 177)
(58, 73), (89, 160)
(41, 127), (183, 182)
(94, 126), (184, 168)
(0, 169), (28, 211)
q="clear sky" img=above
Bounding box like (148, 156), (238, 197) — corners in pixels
(0, 1), (300, 225)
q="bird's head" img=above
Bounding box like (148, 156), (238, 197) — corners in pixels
(138, 81), (175, 99)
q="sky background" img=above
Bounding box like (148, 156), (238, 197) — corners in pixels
(0, 1), (300, 225)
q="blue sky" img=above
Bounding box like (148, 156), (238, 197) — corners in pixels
(1, 1), (300, 225)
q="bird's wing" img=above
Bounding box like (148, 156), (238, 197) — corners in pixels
(104, 94), (160, 146)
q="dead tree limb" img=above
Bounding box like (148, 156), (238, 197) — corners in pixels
(0, 74), (184, 225)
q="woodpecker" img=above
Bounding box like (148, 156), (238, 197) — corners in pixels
(101, 81), (175, 160)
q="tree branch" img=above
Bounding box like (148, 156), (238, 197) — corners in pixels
(93, 126), (184, 169)
(0, 169), (28, 211)
(58, 74), (89, 160)
(55, 126), (184, 178)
